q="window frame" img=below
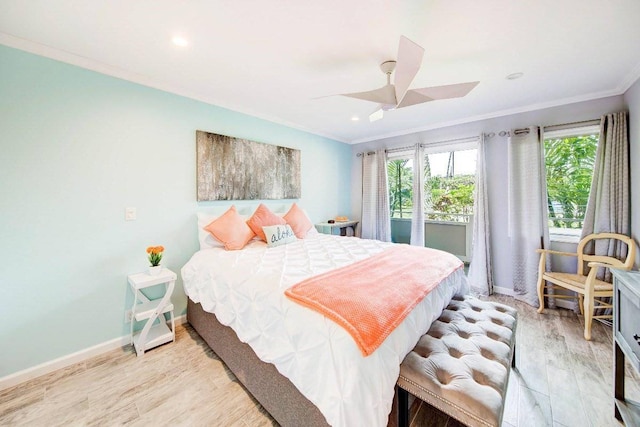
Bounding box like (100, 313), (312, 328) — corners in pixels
(543, 124), (599, 244)
(386, 140), (479, 222)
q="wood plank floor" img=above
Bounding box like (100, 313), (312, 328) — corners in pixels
(1, 294), (638, 426)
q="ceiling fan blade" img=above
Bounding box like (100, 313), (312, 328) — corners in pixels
(410, 81), (480, 100)
(369, 107), (384, 122)
(394, 36), (425, 107)
(340, 85), (396, 105)
(396, 90), (434, 109)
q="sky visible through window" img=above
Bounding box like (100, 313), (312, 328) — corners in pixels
(428, 149), (477, 176)
(399, 149), (477, 177)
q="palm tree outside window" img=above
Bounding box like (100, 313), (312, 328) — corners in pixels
(387, 149), (477, 223)
(543, 127), (599, 241)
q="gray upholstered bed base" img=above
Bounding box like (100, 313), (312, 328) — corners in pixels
(187, 299), (330, 427)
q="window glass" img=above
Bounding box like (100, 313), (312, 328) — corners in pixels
(387, 148), (477, 222)
(387, 159), (414, 219)
(426, 149), (476, 222)
(387, 145), (476, 258)
(544, 131), (598, 234)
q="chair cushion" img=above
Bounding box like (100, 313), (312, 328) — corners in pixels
(543, 272), (613, 292)
(398, 296), (517, 427)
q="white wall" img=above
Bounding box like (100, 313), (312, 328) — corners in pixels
(624, 76), (640, 267)
(350, 96), (626, 291)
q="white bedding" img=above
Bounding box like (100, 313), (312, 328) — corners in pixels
(181, 233), (469, 427)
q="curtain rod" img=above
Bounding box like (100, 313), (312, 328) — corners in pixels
(543, 118), (600, 132)
(484, 118), (600, 138)
(483, 128), (530, 138)
(356, 135), (479, 157)
(357, 117), (601, 156)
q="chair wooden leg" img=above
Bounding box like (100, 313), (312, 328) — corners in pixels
(583, 293), (593, 341)
(536, 253), (546, 314)
(536, 278), (545, 314)
(578, 294), (584, 315)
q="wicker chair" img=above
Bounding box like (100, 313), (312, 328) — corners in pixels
(536, 232), (636, 340)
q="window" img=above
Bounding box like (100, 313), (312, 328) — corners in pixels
(425, 149), (476, 222)
(387, 144), (477, 260)
(387, 148), (477, 221)
(387, 158), (414, 219)
(543, 126), (599, 241)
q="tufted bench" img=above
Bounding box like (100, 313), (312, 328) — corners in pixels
(397, 295), (518, 427)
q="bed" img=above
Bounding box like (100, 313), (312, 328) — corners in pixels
(182, 230), (468, 427)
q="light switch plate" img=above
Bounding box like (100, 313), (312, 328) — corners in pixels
(125, 207), (136, 221)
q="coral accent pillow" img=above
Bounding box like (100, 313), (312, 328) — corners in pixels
(283, 203), (314, 238)
(203, 206), (255, 250)
(247, 204), (287, 242)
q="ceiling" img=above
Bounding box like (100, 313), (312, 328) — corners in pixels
(1, 1), (640, 144)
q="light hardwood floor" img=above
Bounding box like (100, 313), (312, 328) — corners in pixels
(1, 295), (638, 427)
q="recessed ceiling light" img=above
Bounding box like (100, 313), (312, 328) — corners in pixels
(351, 116), (360, 121)
(506, 72), (524, 80)
(172, 36), (189, 47)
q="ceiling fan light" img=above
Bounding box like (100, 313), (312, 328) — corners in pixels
(172, 36), (189, 47)
(369, 109), (384, 122)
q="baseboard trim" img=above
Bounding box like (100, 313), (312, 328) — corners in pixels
(553, 299), (575, 310)
(0, 314), (187, 392)
(492, 286), (514, 296)
(492, 287), (576, 310)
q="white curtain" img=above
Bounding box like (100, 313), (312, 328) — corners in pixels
(508, 126), (550, 307)
(410, 144), (425, 246)
(581, 111), (630, 280)
(468, 134), (493, 295)
(361, 149), (391, 241)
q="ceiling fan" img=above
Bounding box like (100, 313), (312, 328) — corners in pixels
(340, 36), (479, 122)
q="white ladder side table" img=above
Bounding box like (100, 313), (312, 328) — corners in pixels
(127, 268), (176, 356)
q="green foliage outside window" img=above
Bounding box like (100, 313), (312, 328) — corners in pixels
(387, 152), (475, 222)
(544, 134), (597, 229)
(388, 159), (414, 218)
(427, 175), (475, 221)
(387, 136), (596, 229)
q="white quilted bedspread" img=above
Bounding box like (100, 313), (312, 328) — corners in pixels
(181, 234), (468, 427)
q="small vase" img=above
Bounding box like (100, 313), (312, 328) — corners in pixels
(148, 265), (162, 276)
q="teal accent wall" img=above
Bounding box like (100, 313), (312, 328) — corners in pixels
(0, 45), (351, 377)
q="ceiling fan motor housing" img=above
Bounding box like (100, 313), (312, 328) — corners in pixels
(380, 60), (396, 75)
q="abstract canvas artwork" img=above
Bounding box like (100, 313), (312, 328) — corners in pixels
(196, 130), (301, 201)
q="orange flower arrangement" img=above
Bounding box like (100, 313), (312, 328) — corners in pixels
(146, 245), (164, 267)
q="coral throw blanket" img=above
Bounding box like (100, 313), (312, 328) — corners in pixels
(285, 245), (463, 356)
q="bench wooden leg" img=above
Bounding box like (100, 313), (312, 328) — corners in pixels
(397, 386), (409, 427)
